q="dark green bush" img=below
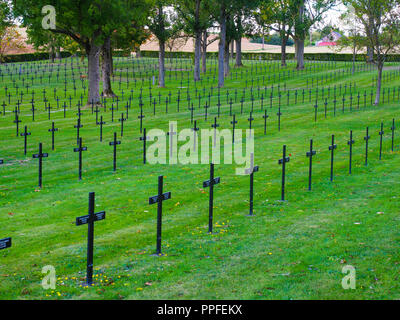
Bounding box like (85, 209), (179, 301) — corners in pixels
(2, 51), (72, 63)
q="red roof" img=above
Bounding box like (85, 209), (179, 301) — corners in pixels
(317, 42), (337, 46)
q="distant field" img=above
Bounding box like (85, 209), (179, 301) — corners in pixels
(140, 35), (354, 54)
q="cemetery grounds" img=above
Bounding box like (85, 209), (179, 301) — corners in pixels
(0, 56), (399, 299)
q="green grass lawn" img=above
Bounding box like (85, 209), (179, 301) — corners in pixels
(0, 57), (399, 299)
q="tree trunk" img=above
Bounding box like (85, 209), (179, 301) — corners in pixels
(230, 40), (234, 60)
(194, 0), (201, 81)
(295, 1), (304, 66)
(218, 4), (226, 88)
(296, 39), (305, 70)
(281, 34), (288, 67)
(56, 47), (61, 60)
(87, 42), (101, 105)
(194, 30), (201, 81)
(49, 45), (55, 63)
(159, 40), (166, 87)
(374, 61), (383, 105)
(201, 31), (207, 73)
(109, 45), (114, 75)
(352, 44), (356, 75)
(367, 46), (373, 63)
(235, 37), (243, 67)
(224, 40), (230, 77)
(101, 37), (115, 98)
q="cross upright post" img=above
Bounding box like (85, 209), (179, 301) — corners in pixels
(203, 163), (220, 233)
(20, 125), (31, 155)
(140, 128), (147, 164)
(48, 121), (59, 151)
(192, 120), (199, 152)
(278, 145), (290, 201)
(32, 143), (48, 188)
(119, 113), (126, 137)
(347, 130), (355, 174)
(149, 176), (171, 256)
(211, 117), (219, 148)
(97, 116), (106, 142)
(76, 192), (106, 286)
(231, 114), (238, 143)
(245, 153), (259, 216)
(263, 110), (269, 135)
(277, 107), (282, 131)
(74, 137), (87, 180)
(74, 118), (83, 145)
(109, 132), (121, 172)
(391, 119), (395, 152)
(13, 114), (21, 137)
(379, 122), (384, 160)
(306, 139), (317, 191)
(364, 127), (370, 166)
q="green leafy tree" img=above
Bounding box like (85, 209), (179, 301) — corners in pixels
(257, 0), (297, 66)
(175, 0), (213, 81)
(292, 0), (336, 69)
(101, 2), (150, 97)
(335, 6), (366, 75)
(230, 0), (260, 67)
(25, 30), (65, 62)
(148, 0), (181, 87)
(13, 0), (150, 105)
(344, 0), (400, 105)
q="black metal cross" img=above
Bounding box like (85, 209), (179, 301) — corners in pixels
(46, 103), (52, 120)
(391, 118), (395, 152)
(74, 137), (87, 180)
(278, 145), (290, 201)
(0, 237), (11, 250)
(329, 134), (337, 182)
(231, 114), (238, 143)
(211, 117), (219, 148)
(149, 175), (171, 256)
(203, 163), (220, 233)
(138, 107), (145, 133)
(13, 114), (21, 137)
(20, 125), (31, 155)
(379, 122), (384, 160)
(32, 143), (48, 188)
(109, 104), (116, 122)
(306, 139), (317, 191)
(152, 98), (157, 115)
(76, 192), (106, 286)
(277, 107), (282, 131)
(119, 113), (126, 137)
(263, 110), (269, 135)
(48, 121), (59, 151)
(97, 115), (106, 142)
(364, 127), (370, 166)
(245, 153), (259, 216)
(314, 101), (318, 122)
(74, 118), (83, 145)
(347, 130), (355, 174)
(248, 112), (254, 133)
(192, 120), (200, 152)
(109, 132), (121, 172)
(139, 128), (148, 164)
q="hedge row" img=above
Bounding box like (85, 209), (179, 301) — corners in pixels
(5, 49), (400, 64)
(2, 51), (73, 64)
(139, 50), (400, 62)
